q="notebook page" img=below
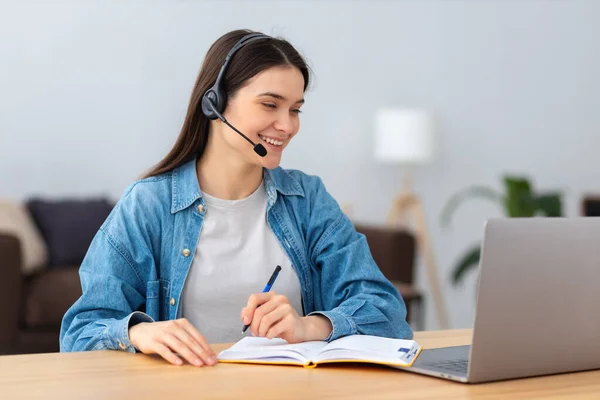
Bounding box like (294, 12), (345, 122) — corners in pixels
(218, 337), (328, 363)
(313, 335), (420, 365)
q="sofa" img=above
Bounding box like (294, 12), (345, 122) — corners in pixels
(0, 199), (420, 355)
(0, 198), (114, 355)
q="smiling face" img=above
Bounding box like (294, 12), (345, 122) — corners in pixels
(214, 65), (305, 170)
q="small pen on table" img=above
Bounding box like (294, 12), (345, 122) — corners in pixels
(242, 265), (282, 334)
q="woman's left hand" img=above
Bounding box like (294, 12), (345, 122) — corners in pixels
(241, 292), (332, 343)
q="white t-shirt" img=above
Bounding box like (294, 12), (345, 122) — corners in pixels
(181, 182), (304, 343)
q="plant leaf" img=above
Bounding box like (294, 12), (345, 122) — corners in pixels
(535, 193), (562, 217)
(452, 245), (481, 286)
(440, 186), (503, 229)
(503, 176), (535, 217)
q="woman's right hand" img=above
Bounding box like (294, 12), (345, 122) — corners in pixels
(128, 318), (217, 367)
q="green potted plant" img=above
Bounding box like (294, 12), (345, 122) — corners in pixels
(440, 176), (563, 286)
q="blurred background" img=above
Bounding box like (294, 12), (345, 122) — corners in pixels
(2, 0), (600, 354)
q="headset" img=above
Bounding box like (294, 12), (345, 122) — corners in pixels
(201, 33), (271, 157)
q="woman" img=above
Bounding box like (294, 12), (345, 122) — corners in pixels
(60, 29), (412, 367)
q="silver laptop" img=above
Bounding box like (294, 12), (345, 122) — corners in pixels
(399, 217), (600, 383)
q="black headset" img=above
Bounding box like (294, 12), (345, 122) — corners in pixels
(200, 33), (271, 157)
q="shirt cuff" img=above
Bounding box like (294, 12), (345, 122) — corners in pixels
(107, 311), (154, 353)
(307, 310), (355, 342)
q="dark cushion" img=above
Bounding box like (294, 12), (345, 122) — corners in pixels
(26, 198), (113, 267)
(582, 197), (600, 216)
(353, 224), (416, 283)
(23, 266), (82, 328)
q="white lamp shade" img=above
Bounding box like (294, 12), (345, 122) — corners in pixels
(374, 109), (435, 164)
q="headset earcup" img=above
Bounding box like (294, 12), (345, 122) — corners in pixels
(201, 89), (219, 120)
(215, 88), (227, 115)
(202, 86), (228, 120)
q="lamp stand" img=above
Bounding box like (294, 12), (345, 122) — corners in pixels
(386, 170), (450, 330)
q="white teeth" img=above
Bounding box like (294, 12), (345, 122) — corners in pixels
(259, 135), (283, 146)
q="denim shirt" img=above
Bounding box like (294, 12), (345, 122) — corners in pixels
(59, 158), (412, 353)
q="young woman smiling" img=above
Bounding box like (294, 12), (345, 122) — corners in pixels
(60, 29), (412, 367)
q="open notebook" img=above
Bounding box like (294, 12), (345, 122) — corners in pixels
(217, 334), (421, 368)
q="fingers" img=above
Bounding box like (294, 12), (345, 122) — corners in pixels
(266, 314), (295, 340)
(174, 321), (217, 365)
(249, 299), (282, 336)
(129, 319), (218, 367)
(163, 333), (205, 367)
(241, 292), (278, 325)
(180, 319), (216, 357)
(258, 303), (294, 337)
(153, 342), (183, 366)
(172, 329), (206, 366)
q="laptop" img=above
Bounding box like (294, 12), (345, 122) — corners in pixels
(398, 217), (600, 383)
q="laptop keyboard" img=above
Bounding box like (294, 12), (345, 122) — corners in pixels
(426, 359), (469, 373)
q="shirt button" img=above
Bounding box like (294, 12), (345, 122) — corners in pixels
(197, 204), (205, 213)
(170, 298), (176, 306)
(118, 340), (127, 350)
(182, 248), (191, 257)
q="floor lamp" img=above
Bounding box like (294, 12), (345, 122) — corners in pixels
(374, 108), (450, 330)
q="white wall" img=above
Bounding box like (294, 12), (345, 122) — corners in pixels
(2, 0), (600, 330)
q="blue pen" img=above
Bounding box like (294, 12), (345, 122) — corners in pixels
(242, 265), (282, 333)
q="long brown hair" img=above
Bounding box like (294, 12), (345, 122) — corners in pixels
(142, 29), (311, 178)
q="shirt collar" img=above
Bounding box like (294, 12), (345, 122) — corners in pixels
(170, 158), (304, 214)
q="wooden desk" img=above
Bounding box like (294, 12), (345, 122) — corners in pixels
(1, 329), (599, 399)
